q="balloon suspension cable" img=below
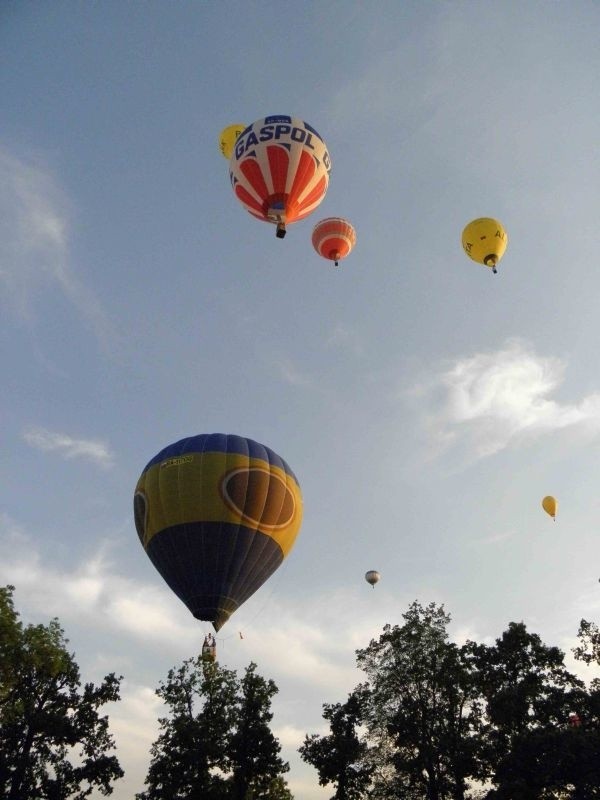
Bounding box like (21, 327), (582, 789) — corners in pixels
(216, 553), (293, 643)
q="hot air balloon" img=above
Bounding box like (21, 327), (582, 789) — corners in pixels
(365, 570), (380, 588)
(229, 115), (331, 238)
(134, 433), (303, 631)
(312, 217), (356, 266)
(219, 124), (246, 160)
(461, 218), (508, 274)
(542, 495), (557, 520)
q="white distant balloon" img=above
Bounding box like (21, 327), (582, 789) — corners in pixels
(365, 570), (380, 588)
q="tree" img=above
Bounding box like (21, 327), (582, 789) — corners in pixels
(137, 657), (238, 800)
(0, 585), (123, 799)
(300, 691), (372, 800)
(229, 663), (290, 799)
(138, 657), (293, 800)
(573, 619), (600, 668)
(473, 621), (599, 799)
(302, 603), (600, 800)
(356, 601), (486, 799)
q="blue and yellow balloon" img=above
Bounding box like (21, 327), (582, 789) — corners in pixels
(134, 433), (303, 631)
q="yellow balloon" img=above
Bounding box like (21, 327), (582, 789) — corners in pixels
(542, 496), (557, 520)
(219, 123), (246, 160)
(461, 218), (508, 273)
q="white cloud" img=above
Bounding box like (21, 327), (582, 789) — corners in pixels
(107, 682), (163, 798)
(471, 529), (516, 546)
(0, 520), (378, 698)
(23, 426), (115, 468)
(0, 528), (196, 649)
(411, 339), (600, 463)
(110, 683), (162, 745)
(274, 723), (310, 750)
(330, 23), (444, 142)
(274, 356), (314, 388)
(326, 323), (365, 357)
(0, 146), (112, 344)
(244, 618), (357, 693)
(0, 524), (367, 799)
(288, 776), (329, 798)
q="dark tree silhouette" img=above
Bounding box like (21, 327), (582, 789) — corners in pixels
(0, 585), (123, 800)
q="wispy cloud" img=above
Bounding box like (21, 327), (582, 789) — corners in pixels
(241, 613), (358, 693)
(330, 25), (444, 142)
(0, 527), (196, 648)
(23, 426), (115, 468)
(274, 723), (314, 750)
(0, 521), (376, 694)
(0, 146), (112, 344)
(0, 519), (525, 799)
(326, 323), (365, 357)
(471, 529), (516, 546)
(273, 356), (314, 388)
(107, 681), (162, 798)
(410, 339), (600, 463)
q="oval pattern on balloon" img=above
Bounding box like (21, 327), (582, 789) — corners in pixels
(221, 467), (296, 530)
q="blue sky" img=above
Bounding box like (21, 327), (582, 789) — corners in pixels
(2, 2), (600, 797)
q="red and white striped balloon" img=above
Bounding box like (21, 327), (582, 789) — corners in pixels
(229, 115), (331, 238)
(312, 217), (356, 266)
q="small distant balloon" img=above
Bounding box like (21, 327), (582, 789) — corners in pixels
(461, 218), (508, 274)
(219, 124), (246, 160)
(365, 570), (380, 587)
(312, 217), (356, 266)
(542, 495), (558, 520)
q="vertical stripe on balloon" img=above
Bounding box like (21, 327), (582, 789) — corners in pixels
(229, 116), (330, 229)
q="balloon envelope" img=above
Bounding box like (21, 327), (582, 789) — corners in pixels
(134, 434), (303, 631)
(542, 495), (557, 519)
(219, 124), (246, 160)
(365, 570), (380, 587)
(461, 218), (508, 270)
(229, 115), (331, 232)
(312, 217), (356, 265)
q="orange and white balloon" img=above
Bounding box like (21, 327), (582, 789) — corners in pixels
(229, 115), (331, 239)
(312, 217), (356, 266)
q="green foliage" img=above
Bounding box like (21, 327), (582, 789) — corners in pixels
(301, 601), (600, 800)
(299, 692), (371, 800)
(229, 663), (289, 800)
(356, 601), (485, 799)
(0, 585), (123, 799)
(473, 621), (600, 799)
(137, 658), (292, 800)
(573, 619), (600, 669)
